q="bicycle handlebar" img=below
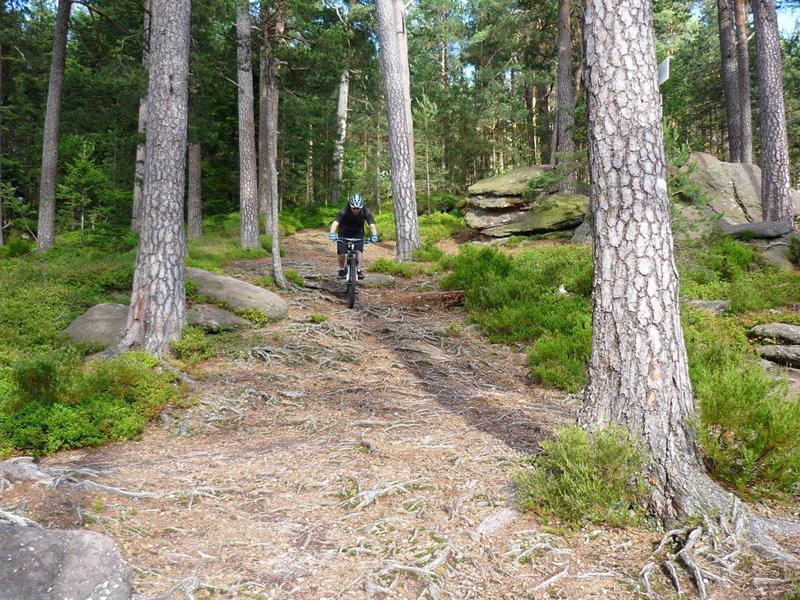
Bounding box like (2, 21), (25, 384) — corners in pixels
(334, 237), (372, 244)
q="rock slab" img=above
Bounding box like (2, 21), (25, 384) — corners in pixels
(750, 323), (800, 345)
(757, 345), (800, 368)
(186, 267), (288, 321)
(467, 165), (550, 197)
(63, 303), (129, 346)
(482, 194), (588, 237)
(0, 524), (132, 600)
(187, 304), (250, 332)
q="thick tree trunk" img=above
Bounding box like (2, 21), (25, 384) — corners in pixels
(187, 143), (202, 239)
(375, 0), (420, 261)
(113, 0), (191, 358)
(0, 1), (4, 248)
(36, 0), (72, 252)
(330, 68), (349, 206)
(752, 0), (793, 225)
(580, 0), (734, 522)
(536, 84), (551, 165)
(555, 0), (576, 193)
(439, 38), (449, 171)
(524, 84), (535, 159)
(263, 4), (288, 289)
(258, 1), (271, 232)
(735, 0), (753, 163)
(718, 0), (742, 162)
(132, 0), (151, 231)
(237, 0), (261, 249)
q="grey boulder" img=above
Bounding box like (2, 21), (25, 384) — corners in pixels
(0, 524), (132, 600)
(757, 345), (800, 368)
(188, 304), (250, 332)
(186, 267), (288, 321)
(64, 303), (128, 346)
(750, 323), (800, 345)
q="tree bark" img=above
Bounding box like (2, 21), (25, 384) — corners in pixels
(113, 0), (191, 358)
(263, 3), (288, 289)
(259, 1), (271, 231)
(555, 0), (576, 193)
(718, 0), (742, 162)
(237, 0), (261, 249)
(0, 0), (4, 247)
(751, 0), (793, 225)
(187, 143), (202, 239)
(524, 84), (536, 159)
(536, 83), (551, 165)
(330, 68), (349, 206)
(580, 0), (734, 522)
(132, 0), (151, 231)
(734, 0), (753, 163)
(36, 0), (72, 252)
(375, 0), (420, 261)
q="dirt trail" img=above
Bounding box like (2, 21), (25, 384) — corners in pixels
(2, 230), (796, 599)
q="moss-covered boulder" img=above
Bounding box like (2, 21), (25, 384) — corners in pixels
(467, 165), (550, 197)
(482, 194), (588, 237)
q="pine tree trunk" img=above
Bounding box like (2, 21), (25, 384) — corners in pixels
(752, 0), (793, 225)
(330, 68), (349, 206)
(36, 0), (72, 252)
(115, 0), (191, 358)
(259, 1), (271, 232)
(439, 38), (449, 171)
(735, 0), (753, 164)
(237, 0), (261, 249)
(525, 84), (535, 159)
(132, 0), (150, 231)
(580, 0), (734, 522)
(718, 0), (742, 162)
(0, 1), (4, 248)
(264, 4), (287, 289)
(187, 143), (202, 239)
(375, 0), (420, 261)
(555, 0), (576, 193)
(536, 84), (551, 165)
(306, 131), (314, 206)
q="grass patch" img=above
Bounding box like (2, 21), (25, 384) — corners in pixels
(0, 351), (180, 457)
(310, 313), (327, 324)
(285, 269), (304, 286)
(412, 242), (444, 262)
(443, 234), (800, 496)
(368, 258), (415, 278)
(187, 213), (268, 272)
(516, 426), (648, 528)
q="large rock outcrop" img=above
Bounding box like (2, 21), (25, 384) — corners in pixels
(465, 166), (588, 237)
(0, 524), (133, 600)
(187, 267), (288, 320)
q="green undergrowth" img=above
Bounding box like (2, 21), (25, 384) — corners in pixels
(0, 229), (187, 458)
(0, 351), (181, 457)
(368, 258), (415, 278)
(443, 234), (800, 499)
(516, 426), (649, 529)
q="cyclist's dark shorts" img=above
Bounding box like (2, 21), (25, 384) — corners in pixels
(337, 238), (364, 255)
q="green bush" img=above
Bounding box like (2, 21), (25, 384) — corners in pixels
(310, 313), (327, 324)
(516, 426), (648, 528)
(368, 258), (415, 278)
(285, 269), (304, 286)
(788, 235), (800, 266)
(170, 326), (216, 364)
(685, 311), (800, 496)
(412, 242), (444, 262)
(0, 352), (179, 456)
(1, 236), (33, 258)
(11, 353), (72, 408)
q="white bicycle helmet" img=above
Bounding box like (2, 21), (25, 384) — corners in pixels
(349, 193), (365, 209)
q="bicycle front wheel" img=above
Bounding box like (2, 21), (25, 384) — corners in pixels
(346, 255), (358, 309)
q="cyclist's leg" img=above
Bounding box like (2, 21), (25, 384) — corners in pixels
(336, 240), (347, 277)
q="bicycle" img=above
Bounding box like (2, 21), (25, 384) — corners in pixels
(333, 236), (372, 309)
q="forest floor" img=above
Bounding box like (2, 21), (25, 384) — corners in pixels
(3, 230), (799, 599)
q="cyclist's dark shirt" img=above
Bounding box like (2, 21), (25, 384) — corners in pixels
(334, 205), (375, 238)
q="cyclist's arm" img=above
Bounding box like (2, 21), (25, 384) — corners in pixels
(365, 209), (377, 238)
(330, 220), (340, 234)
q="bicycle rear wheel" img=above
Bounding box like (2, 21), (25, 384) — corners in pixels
(346, 254), (358, 309)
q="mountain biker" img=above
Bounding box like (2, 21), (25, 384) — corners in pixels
(328, 194), (379, 279)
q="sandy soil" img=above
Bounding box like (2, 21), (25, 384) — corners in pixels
(2, 229), (798, 599)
